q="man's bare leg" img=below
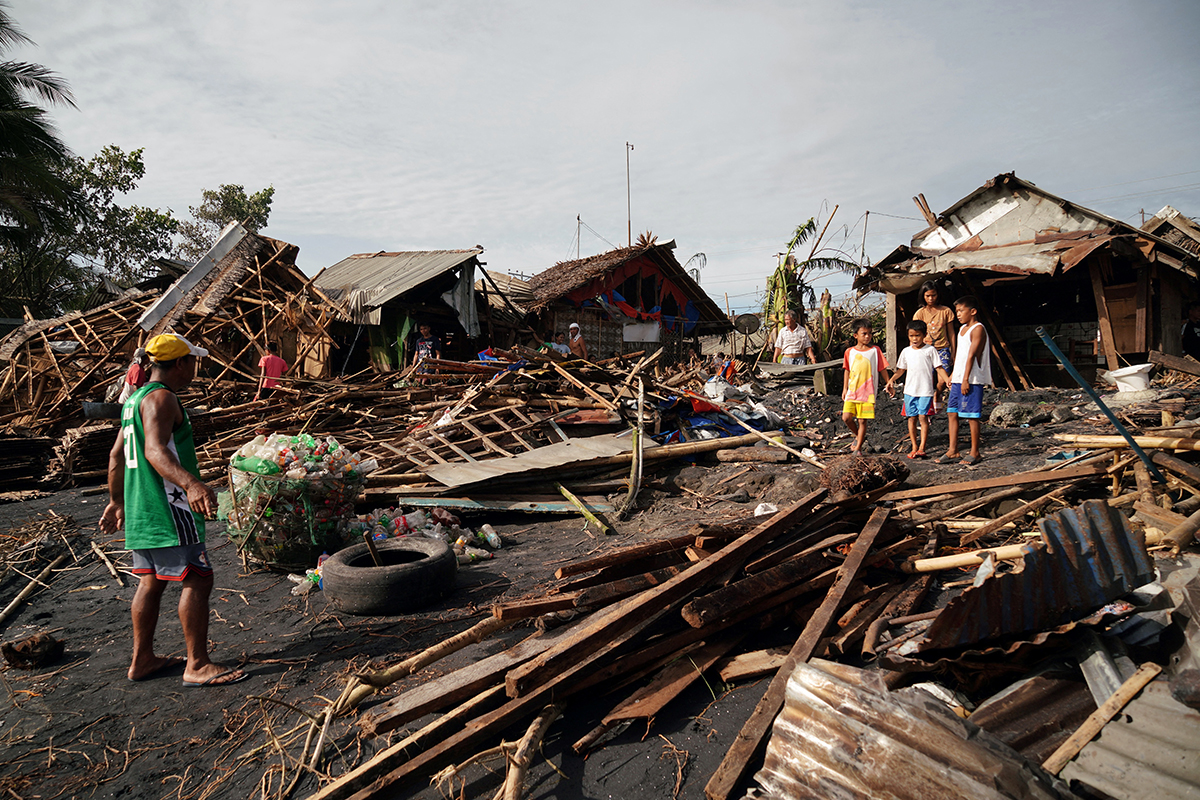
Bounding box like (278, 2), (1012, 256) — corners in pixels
(129, 574), (179, 680)
(179, 571), (244, 685)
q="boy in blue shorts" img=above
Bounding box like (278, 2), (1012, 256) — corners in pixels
(938, 296), (993, 465)
(886, 320), (948, 459)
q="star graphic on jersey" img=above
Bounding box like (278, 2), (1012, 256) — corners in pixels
(169, 487), (186, 504)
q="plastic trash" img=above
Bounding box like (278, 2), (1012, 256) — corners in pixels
(478, 524), (502, 549)
(754, 502), (778, 517)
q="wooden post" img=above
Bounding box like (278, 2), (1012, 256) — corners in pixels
(704, 507), (891, 800)
(1090, 258), (1120, 371)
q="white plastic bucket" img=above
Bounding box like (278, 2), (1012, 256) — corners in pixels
(1104, 363), (1153, 392)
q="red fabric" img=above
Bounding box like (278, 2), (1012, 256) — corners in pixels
(125, 363), (147, 388)
(258, 354), (288, 388)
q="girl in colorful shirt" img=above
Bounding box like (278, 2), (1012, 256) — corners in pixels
(841, 318), (893, 455)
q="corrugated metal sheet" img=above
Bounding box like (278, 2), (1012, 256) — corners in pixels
(1059, 679), (1200, 799)
(918, 500), (1154, 652)
(746, 659), (1076, 800)
(313, 249), (482, 314)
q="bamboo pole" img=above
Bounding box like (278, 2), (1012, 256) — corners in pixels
(1043, 662), (1163, 775)
(1054, 433), (1200, 451)
(0, 554), (68, 626)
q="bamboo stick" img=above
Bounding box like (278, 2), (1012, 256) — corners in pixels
(0, 554), (69, 626)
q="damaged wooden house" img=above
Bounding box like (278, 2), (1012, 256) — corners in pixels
(313, 247), (530, 373)
(857, 173), (1200, 388)
(0, 222), (340, 432)
(526, 236), (732, 363)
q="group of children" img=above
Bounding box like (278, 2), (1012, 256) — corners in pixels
(841, 282), (993, 465)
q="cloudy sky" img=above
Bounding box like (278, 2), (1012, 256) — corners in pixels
(14, 1), (1200, 313)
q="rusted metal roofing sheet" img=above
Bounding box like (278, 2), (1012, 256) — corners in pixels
(918, 500), (1154, 652)
(1059, 679), (1200, 799)
(748, 658), (1074, 800)
(314, 248), (482, 310)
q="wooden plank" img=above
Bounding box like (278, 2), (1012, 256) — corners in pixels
(718, 647), (789, 683)
(341, 577), (699, 800)
(505, 489), (828, 699)
(958, 483), (1079, 546)
(359, 631), (564, 736)
(683, 545), (841, 629)
(310, 686), (507, 800)
(603, 635), (742, 724)
(492, 594), (580, 620)
(705, 506), (893, 800)
(1135, 267), (1150, 352)
(879, 463), (1104, 502)
(555, 533), (702, 579)
(1042, 662), (1163, 775)
(1090, 259), (1120, 372)
(551, 362), (619, 411)
(1149, 349), (1200, 377)
(573, 564), (689, 608)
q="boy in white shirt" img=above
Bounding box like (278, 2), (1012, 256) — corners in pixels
(887, 320), (948, 459)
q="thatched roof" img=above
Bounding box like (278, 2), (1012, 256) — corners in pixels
(526, 239), (729, 329)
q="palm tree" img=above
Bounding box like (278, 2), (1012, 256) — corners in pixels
(763, 209), (859, 359)
(0, 2), (80, 246)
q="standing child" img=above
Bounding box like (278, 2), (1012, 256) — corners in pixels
(913, 281), (956, 373)
(938, 296), (993, 465)
(841, 318), (893, 456)
(887, 320), (948, 459)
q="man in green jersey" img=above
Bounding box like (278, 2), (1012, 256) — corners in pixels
(101, 333), (247, 687)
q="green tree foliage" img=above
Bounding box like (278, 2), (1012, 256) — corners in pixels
(66, 145), (179, 285)
(763, 212), (860, 359)
(0, 145), (181, 318)
(174, 183), (274, 262)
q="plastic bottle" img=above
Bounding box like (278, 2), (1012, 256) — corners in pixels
(401, 510), (427, 532)
(457, 546), (494, 564)
(478, 524), (502, 549)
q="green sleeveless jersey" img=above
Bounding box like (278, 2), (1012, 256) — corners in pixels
(120, 382), (205, 549)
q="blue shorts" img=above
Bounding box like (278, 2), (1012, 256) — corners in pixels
(935, 347), (952, 371)
(904, 394), (933, 417)
(947, 383), (984, 419)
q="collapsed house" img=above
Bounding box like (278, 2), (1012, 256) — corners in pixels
(0, 223), (341, 432)
(312, 248), (529, 372)
(526, 237), (732, 363)
(857, 173), (1200, 388)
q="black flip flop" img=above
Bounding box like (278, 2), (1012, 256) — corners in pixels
(182, 669), (249, 688)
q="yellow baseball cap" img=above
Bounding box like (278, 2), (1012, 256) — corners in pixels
(145, 333), (209, 362)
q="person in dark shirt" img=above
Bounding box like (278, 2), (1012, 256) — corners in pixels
(413, 324), (442, 364)
(1184, 302), (1200, 360)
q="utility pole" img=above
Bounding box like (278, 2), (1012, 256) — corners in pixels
(626, 142), (634, 247)
(576, 215), (581, 260)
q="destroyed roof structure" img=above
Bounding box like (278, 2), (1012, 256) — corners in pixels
(1142, 205), (1200, 258)
(0, 223), (341, 432)
(527, 237), (731, 363)
(314, 248), (523, 370)
(857, 173), (1200, 388)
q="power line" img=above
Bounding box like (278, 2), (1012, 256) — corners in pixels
(1081, 181), (1200, 204)
(1069, 169), (1200, 194)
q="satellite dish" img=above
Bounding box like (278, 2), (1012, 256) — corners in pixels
(734, 314), (761, 334)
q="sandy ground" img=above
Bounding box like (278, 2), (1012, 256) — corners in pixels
(0, 385), (1161, 800)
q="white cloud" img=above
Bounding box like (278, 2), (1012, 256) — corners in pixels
(11, 0), (1200, 312)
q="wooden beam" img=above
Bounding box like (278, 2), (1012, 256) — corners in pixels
(880, 463), (1104, 502)
(704, 506), (892, 800)
(505, 490), (827, 699)
(1149, 349), (1200, 377)
(1135, 267), (1150, 352)
(1090, 259), (1120, 371)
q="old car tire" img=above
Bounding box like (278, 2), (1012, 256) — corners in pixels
(322, 538), (457, 615)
